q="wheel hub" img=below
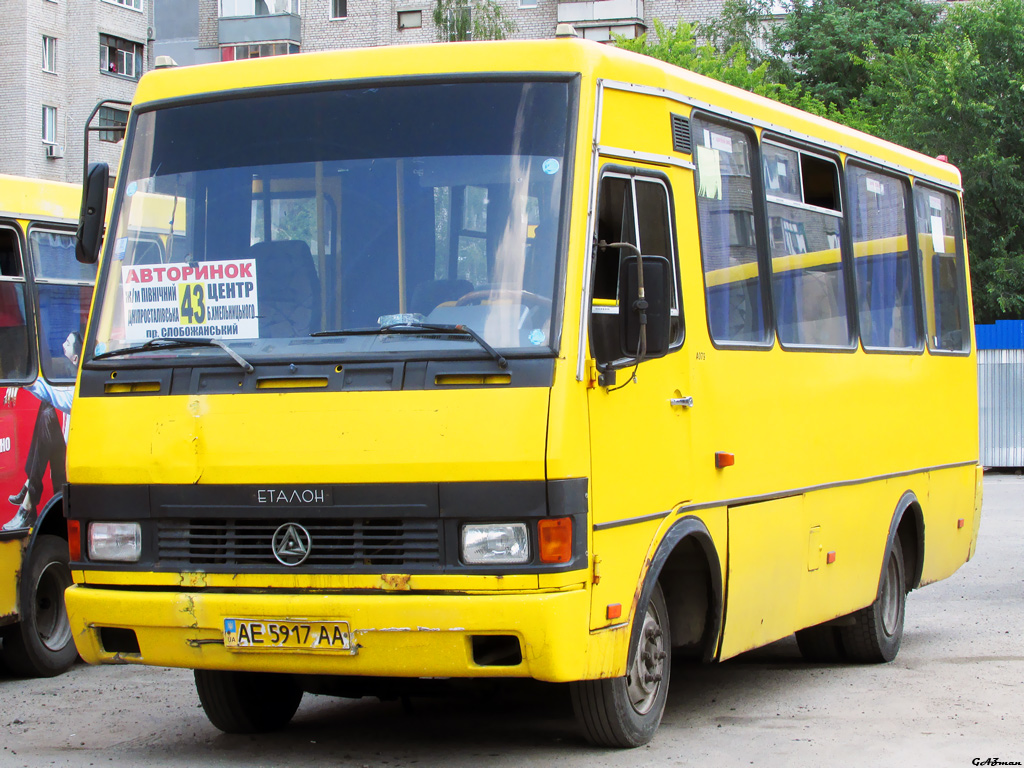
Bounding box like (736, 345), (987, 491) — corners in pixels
(626, 603), (666, 715)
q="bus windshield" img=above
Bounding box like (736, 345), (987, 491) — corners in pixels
(90, 80), (571, 364)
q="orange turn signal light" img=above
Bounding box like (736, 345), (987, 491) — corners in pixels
(538, 517), (572, 563)
(606, 603), (622, 620)
(715, 452), (735, 469)
(826, 551), (837, 565)
(67, 520), (81, 562)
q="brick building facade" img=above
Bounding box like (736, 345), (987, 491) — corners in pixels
(0, 0), (155, 183)
(183, 1), (726, 65)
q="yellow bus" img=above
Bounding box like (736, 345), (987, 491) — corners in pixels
(63, 37), (980, 746)
(0, 174), (95, 676)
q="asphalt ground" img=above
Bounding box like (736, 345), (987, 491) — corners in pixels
(1, 473), (1021, 767)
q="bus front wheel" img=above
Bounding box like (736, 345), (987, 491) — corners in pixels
(194, 670), (303, 733)
(840, 536), (906, 663)
(0, 534), (77, 677)
(570, 581), (671, 748)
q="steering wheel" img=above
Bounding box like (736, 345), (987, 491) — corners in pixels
(454, 289), (552, 310)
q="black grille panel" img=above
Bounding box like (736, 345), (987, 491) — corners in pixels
(157, 519), (442, 568)
(671, 113), (692, 154)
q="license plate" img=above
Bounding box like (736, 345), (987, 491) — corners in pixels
(223, 618), (352, 652)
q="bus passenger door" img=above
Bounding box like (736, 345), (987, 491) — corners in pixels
(586, 166), (693, 631)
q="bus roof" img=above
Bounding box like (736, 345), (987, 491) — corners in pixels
(0, 174), (81, 224)
(132, 38), (961, 189)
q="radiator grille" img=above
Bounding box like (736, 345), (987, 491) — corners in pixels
(156, 519), (442, 568)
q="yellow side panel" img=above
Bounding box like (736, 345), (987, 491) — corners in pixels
(0, 539), (22, 621)
(589, 520), (663, 631)
(921, 466), (976, 585)
(797, 482), (891, 631)
(720, 496), (805, 659)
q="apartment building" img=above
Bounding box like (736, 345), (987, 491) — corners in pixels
(0, 0), (154, 183)
(156, 1), (726, 66)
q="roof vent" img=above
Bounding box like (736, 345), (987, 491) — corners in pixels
(154, 55), (178, 69)
(555, 23), (579, 38)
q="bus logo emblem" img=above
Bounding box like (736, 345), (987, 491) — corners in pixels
(272, 523), (312, 566)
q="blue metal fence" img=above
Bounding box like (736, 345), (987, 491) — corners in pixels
(975, 319), (1024, 350)
(975, 320), (1024, 467)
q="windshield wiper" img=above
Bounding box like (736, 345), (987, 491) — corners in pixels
(91, 337), (255, 373)
(313, 322), (508, 369)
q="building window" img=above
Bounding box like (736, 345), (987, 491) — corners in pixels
(102, 0), (143, 9)
(222, 42), (298, 61)
(331, 0), (346, 18)
(42, 106), (57, 144)
(42, 36), (57, 73)
(519, 0), (538, 7)
(398, 10), (421, 29)
(98, 106), (128, 143)
(100, 34), (143, 79)
(221, 0), (298, 16)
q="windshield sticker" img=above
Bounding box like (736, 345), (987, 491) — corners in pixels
(120, 259), (259, 341)
(529, 328), (546, 346)
(542, 158), (560, 175)
(126, 182), (138, 197)
(113, 238), (128, 261)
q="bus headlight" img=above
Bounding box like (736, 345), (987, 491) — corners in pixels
(88, 522), (142, 562)
(461, 523), (530, 565)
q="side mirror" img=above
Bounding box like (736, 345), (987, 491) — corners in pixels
(618, 254), (672, 360)
(76, 162), (109, 264)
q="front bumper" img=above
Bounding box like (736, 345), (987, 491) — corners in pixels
(66, 584), (629, 683)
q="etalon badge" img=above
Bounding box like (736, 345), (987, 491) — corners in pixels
(272, 523), (312, 566)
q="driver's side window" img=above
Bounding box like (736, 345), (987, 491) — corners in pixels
(591, 171), (680, 365)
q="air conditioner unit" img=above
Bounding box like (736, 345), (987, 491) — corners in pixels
(45, 144), (64, 159)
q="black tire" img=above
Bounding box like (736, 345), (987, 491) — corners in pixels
(1, 534), (76, 677)
(194, 669), (303, 733)
(839, 536), (906, 663)
(795, 623), (846, 663)
(570, 582), (671, 748)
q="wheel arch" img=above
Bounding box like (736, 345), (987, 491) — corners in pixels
(628, 515), (723, 667)
(885, 491), (924, 596)
(27, 492), (67, 552)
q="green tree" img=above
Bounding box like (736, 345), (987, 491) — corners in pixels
(700, 0), (776, 65)
(769, 0), (940, 110)
(433, 0), (516, 42)
(860, 0), (1024, 320)
(614, 20), (842, 120)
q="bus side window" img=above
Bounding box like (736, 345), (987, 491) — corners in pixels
(914, 188), (969, 353)
(848, 165), (919, 351)
(590, 171), (679, 365)
(28, 230), (96, 383)
(0, 227), (31, 381)
(692, 119), (770, 345)
(764, 144), (852, 348)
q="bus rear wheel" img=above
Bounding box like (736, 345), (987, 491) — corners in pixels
(1, 534), (77, 677)
(840, 536), (906, 663)
(194, 670), (303, 733)
(570, 582), (671, 748)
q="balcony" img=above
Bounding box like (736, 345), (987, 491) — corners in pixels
(219, 0), (301, 45)
(557, 0), (645, 41)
